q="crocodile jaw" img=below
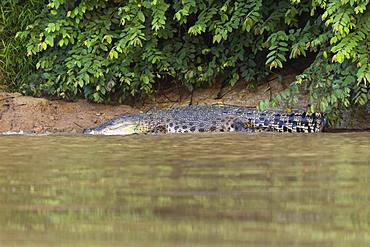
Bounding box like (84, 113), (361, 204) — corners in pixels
(83, 122), (141, 135)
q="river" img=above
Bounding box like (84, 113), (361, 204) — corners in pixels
(0, 133), (369, 246)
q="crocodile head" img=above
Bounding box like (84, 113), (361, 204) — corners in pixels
(83, 121), (142, 135)
(83, 115), (146, 135)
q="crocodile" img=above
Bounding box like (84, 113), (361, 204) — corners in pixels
(83, 105), (325, 135)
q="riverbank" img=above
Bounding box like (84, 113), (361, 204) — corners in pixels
(0, 76), (369, 134)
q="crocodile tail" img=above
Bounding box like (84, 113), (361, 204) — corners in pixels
(312, 112), (326, 132)
(294, 112), (325, 133)
(282, 112), (326, 133)
(233, 111), (326, 133)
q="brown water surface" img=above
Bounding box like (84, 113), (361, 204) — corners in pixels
(0, 133), (369, 246)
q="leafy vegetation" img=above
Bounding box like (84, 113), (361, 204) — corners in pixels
(259, 0), (370, 115)
(1, 0), (369, 113)
(0, 0), (44, 90)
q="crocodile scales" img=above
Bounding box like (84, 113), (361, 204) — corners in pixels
(83, 105), (325, 135)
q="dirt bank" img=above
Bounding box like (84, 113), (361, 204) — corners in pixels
(0, 77), (369, 134)
(0, 92), (136, 134)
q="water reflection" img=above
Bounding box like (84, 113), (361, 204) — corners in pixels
(0, 133), (369, 246)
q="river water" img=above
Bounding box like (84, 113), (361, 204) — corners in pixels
(0, 133), (369, 246)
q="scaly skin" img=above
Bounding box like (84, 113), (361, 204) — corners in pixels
(83, 105), (325, 135)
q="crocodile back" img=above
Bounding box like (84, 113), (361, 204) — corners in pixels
(84, 105), (326, 135)
(142, 106), (325, 134)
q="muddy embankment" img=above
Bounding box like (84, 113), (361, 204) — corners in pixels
(0, 76), (369, 134)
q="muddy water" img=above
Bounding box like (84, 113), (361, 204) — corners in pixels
(0, 133), (369, 246)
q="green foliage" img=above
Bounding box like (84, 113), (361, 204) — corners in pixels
(1, 0), (369, 111)
(0, 0), (44, 89)
(15, 0), (271, 102)
(260, 0), (370, 114)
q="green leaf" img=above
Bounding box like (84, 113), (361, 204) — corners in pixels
(109, 50), (119, 59)
(138, 11), (145, 22)
(45, 36), (54, 47)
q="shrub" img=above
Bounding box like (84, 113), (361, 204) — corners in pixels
(5, 0), (370, 113)
(0, 0), (44, 89)
(260, 0), (370, 115)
